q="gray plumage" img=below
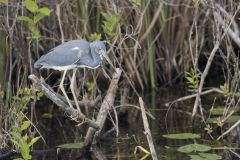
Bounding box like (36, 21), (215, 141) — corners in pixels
(34, 40), (106, 70)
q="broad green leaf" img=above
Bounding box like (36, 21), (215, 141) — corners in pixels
(20, 121), (31, 132)
(211, 107), (234, 115)
(28, 136), (41, 147)
(89, 33), (102, 41)
(198, 153), (222, 160)
(226, 115), (240, 123)
(38, 7), (52, 15)
(21, 142), (31, 160)
(22, 134), (28, 142)
(34, 13), (46, 23)
(132, 0), (141, 6)
(162, 133), (201, 139)
(207, 115), (240, 124)
(17, 16), (33, 24)
(23, 0), (38, 13)
(57, 142), (84, 149)
(211, 107), (225, 115)
(207, 117), (218, 123)
(189, 155), (207, 160)
(177, 144), (211, 153)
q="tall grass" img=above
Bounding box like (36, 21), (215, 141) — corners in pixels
(0, 0), (239, 91)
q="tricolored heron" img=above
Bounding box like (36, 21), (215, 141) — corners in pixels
(34, 39), (114, 113)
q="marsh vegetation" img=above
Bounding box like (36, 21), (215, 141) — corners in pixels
(1, 0), (240, 159)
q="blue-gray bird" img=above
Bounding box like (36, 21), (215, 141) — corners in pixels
(34, 39), (114, 112)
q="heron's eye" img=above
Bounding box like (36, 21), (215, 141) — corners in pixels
(95, 48), (101, 54)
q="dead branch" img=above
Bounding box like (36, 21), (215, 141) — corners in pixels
(165, 88), (223, 107)
(28, 74), (99, 129)
(217, 119), (240, 140)
(84, 68), (122, 148)
(60, 94), (102, 108)
(139, 97), (158, 160)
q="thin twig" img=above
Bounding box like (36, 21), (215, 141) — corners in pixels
(56, 4), (64, 43)
(217, 119), (240, 140)
(139, 97), (158, 160)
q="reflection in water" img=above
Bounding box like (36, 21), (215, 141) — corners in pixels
(34, 88), (239, 159)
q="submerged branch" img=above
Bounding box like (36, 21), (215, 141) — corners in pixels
(139, 97), (158, 160)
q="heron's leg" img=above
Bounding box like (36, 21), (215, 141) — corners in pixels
(70, 69), (82, 113)
(59, 70), (74, 109)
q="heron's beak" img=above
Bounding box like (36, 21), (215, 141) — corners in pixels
(100, 50), (115, 69)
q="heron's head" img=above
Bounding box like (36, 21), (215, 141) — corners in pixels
(90, 41), (114, 68)
(91, 41), (106, 53)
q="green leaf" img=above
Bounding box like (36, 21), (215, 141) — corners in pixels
(186, 77), (195, 83)
(38, 7), (52, 15)
(211, 106), (235, 116)
(162, 133), (201, 139)
(28, 136), (41, 147)
(22, 134), (28, 142)
(13, 158), (24, 160)
(189, 155), (208, 160)
(20, 142), (31, 160)
(23, 0), (38, 13)
(101, 12), (119, 38)
(37, 91), (44, 100)
(28, 25), (41, 39)
(34, 13), (46, 23)
(198, 153), (222, 160)
(17, 16), (33, 24)
(225, 115), (240, 123)
(211, 107), (225, 115)
(132, 0), (141, 6)
(207, 115), (240, 124)
(89, 33), (102, 41)
(177, 144), (211, 153)
(57, 142), (84, 149)
(85, 82), (94, 92)
(20, 121), (31, 132)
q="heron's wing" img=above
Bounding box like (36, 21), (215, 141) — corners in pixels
(34, 40), (91, 68)
(75, 50), (102, 69)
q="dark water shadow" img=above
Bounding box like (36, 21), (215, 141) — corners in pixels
(31, 87), (239, 160)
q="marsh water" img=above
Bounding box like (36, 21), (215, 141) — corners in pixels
(33, 88), (239, 160)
